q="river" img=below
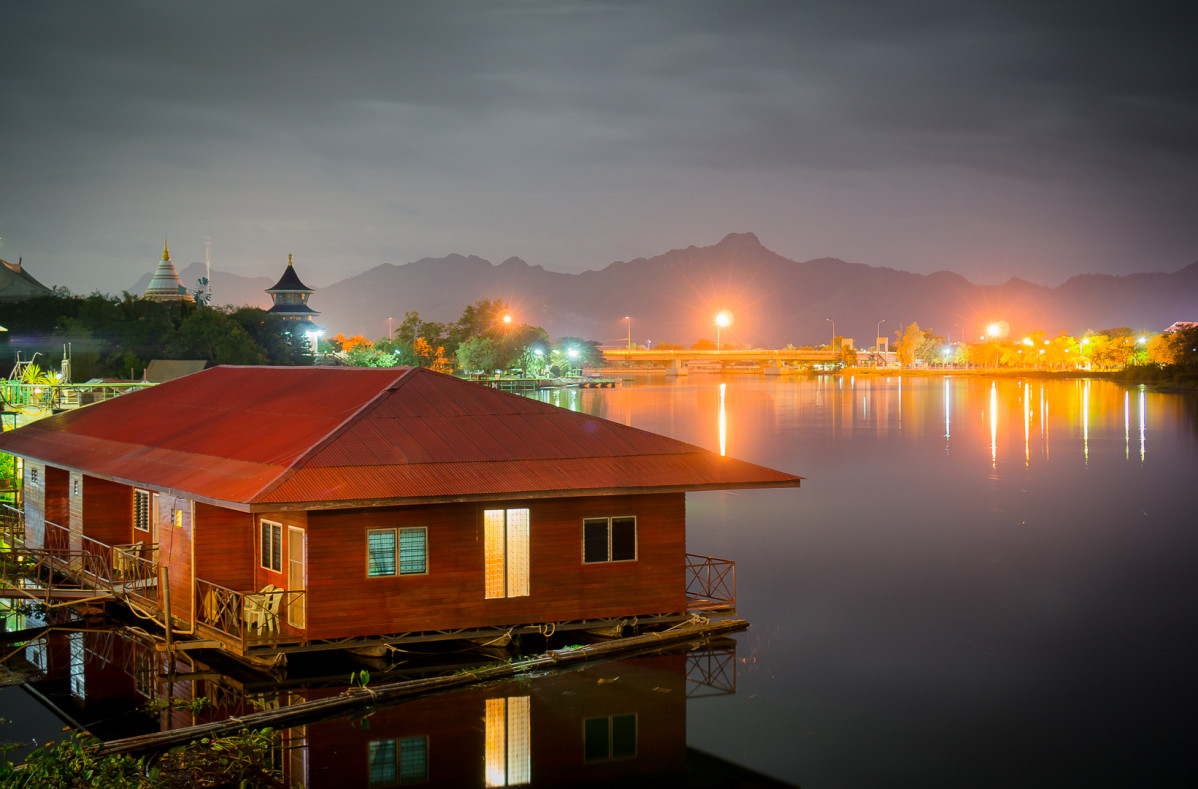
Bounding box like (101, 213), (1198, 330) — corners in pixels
(2, 374), (1195, 786)
(541, 374), (1198, 786)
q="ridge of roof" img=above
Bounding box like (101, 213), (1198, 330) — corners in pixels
(245, 366), (420, 502)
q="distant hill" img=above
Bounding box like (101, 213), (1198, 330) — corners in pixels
(132, 234), (1198, 347)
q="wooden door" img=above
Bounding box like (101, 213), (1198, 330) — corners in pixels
(288, 526), (306, 629)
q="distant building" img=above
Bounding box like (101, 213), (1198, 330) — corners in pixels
(142, 240), (194, 302)
(1164, 321), (1198, 333)
(265, 254), (319, 324)
(0, 258), (54, 301)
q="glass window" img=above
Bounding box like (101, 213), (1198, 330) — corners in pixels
(582, 517), (637, 564)
(261, 520), (282, 572)
(398, 528), (427, 575)
(368, 530), (397, 577)
(369, 528), (427, 577)
(484, 509), (530, 599)
(134, 489), (151, 532)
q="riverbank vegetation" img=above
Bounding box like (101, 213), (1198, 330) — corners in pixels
(0, 729), (285, 788)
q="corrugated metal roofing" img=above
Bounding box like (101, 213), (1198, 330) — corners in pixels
(0, 366), (802, 509)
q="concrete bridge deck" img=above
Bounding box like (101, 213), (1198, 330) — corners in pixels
(601, 348), (889, 374)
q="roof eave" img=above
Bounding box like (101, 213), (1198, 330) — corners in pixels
(247, 478), (803, 513)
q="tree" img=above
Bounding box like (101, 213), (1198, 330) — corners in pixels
(456, 336), (503, 373)
(554, 337), (604, 368)
(895, 322), (924, 368)
(166, 308), (267, 364)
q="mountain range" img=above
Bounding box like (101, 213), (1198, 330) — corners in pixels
(136, 233), (1198, 348)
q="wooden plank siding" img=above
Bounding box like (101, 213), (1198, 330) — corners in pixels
(43, 465), (69, 531)
(22, 461), (45, 549)
(81, 476), (135, 547)
(303, 493), (686, 641)
(156, 495), (193, 624)
(193, 503), (255, 592)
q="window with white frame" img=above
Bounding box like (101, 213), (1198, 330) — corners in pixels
(582, 516), (637, 563)
(133, 489), (151, 532)
(261, 520), (283, 572)
(367, 527), (427, 577)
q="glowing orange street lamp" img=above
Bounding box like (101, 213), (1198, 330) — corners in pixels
(987, 323), (1002, 338)
(715, 311), (733, 351)
(623, 316), (631, 351)
(503, 314), (512, 325)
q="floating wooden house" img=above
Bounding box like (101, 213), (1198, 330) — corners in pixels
(0, 366), (800, 664)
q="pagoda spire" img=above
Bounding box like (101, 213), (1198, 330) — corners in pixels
(163, 237), (171, 261)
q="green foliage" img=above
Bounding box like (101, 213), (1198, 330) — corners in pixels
(456, 336), (503, 373)
(0, 295), (310, 377)
(350, 669), (372, 688)
(142, 696), (210, 716)
(0, 729), (285, 788)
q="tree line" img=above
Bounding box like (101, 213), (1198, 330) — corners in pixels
(0, 293), (606, 381)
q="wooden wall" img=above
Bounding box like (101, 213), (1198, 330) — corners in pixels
(193, 503), (255, 591)
(82, 476), (134, 547)
(304, 493), (686, 641)
(43, 465), (69, 527)
(155, 494), (193, 623)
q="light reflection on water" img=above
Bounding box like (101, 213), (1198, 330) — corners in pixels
(539, 375), (1198, 786)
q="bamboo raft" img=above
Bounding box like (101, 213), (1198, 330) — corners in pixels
(94, 617), (748, 755)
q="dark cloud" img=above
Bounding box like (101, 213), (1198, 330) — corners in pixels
(1, 0), (1195, 295)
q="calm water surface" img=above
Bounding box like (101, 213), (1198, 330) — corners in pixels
(543, 375), (1198, 786)
(3, 375), (1195, 786)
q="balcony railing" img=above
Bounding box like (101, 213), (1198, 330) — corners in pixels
(685, 553), (736, 611)
(195, 578), (306, 648)
(0, 503), (23, 548)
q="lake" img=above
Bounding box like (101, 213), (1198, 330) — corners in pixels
(3, 374), (1195, 786)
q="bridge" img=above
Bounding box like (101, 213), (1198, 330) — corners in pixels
(601, 348), (891, 375)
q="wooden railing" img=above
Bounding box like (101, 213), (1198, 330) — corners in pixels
(0, 547), (116, 606)
(0, 503), (22, 548)
(685, 553), (736, 610)
(195, 578), (306, 647)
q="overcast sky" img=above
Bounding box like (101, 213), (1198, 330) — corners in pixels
(2, 0), (1195, 295)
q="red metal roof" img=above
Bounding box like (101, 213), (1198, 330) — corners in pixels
(0, 366), (802, 510)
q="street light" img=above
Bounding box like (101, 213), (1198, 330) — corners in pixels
(387, 316), (393, 341)
(715, 311), (732, 351)
(826, 317), (835, 349)
(876, 318), (886, 351)
(306, 329), (324, 357)
(623, 316), (631, 351)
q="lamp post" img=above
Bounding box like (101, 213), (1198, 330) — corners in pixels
(715, 311), (732, 351)
(826, 317), (835, 349)
(623, 316), (631, 351)
(387, 317), (393, 341)
(876, 318), (885, 351)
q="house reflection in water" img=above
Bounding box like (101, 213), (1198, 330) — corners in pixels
(6, 617), (742, 787)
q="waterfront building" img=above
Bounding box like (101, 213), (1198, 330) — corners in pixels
(0, 366), (801, 664)
(141, 240), (194, 303)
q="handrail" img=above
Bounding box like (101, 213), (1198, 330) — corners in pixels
(685, 553), (736, 609)
(195, 578), (306, 647)
(0, 503), (23, 548)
